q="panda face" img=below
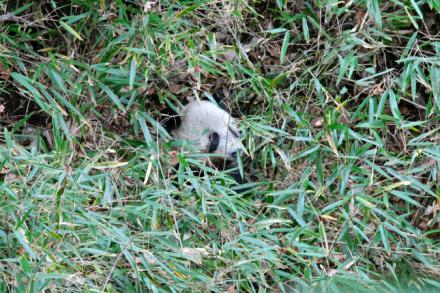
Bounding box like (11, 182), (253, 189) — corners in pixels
(170, 100), (241, 164)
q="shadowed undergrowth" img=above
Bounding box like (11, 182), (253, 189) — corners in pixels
(0, 0), (439, 292)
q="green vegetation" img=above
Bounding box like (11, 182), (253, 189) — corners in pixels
(0, 0), (439, 291)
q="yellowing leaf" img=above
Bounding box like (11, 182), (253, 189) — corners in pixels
(91, 161), (128, 170)
(59, 20), (83, 41)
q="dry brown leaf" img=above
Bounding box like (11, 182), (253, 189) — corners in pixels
(425, 203), (440, 217)
(168, 81), (184, 93)
(373, 84), (383, 95)
(311, 117), (324, 128)
(0, 62), (11, 81)
(320, 214), (337, 222)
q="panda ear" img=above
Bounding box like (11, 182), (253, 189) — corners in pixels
(205, 91), (229, 111)
(216, 97), (228, 111)
(214, 94), (229, 111)
(160, 107), (181, 133)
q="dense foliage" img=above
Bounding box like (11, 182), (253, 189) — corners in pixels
(0, 0), (439, 292)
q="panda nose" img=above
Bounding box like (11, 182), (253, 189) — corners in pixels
(230, 151), (238, 160)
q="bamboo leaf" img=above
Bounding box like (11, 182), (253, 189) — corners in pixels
(59, 20), (83, 41)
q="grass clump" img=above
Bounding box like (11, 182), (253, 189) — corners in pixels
(0, 0), (439, 292)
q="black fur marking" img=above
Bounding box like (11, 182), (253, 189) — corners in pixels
(228, 127), (239, 138)
(211, 93), (228, 110)
(228, 168), (244, 184)
(226, 167), (254, 193)
(208, 131), (220, 153)
(217, 98), (228, 111)
(160, 107), (181, 133)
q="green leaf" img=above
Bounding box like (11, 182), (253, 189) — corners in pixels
(410, 0), (424, 20)
(302, 17), (310, 43)
(19, 256), (32, 275)
(264, 28), (287, 34)
(96, 80), (125, 112)
(129, 57), (137, 91)
(280, 31), (290, 65)
(176, 2), (205, 18)
(11, 72), (50, 113)
(47, 68), (67, 92)
(291, 145), (320, 161)
(379, 224), (390, 255)
(138, 115), (153, 147)
(276, 0), (286, 10)
(367, 0), (382, 29)
(388, 90), (402, 123)
(59, 20), (83, 41)
(14, 230), (37, 259)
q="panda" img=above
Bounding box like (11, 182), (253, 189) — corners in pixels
(161, 99), (246, 185)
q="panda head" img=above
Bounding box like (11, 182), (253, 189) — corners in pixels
(163, 100), (241, 167)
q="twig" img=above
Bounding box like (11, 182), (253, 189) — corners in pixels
(0, 12), (26, 23)
(0, 12), (44, 28)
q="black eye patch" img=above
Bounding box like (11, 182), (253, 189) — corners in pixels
(208, 131), (220, 153)
(228, 127), (239, 138)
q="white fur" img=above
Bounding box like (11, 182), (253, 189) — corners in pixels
(171, 100), (240, 159)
